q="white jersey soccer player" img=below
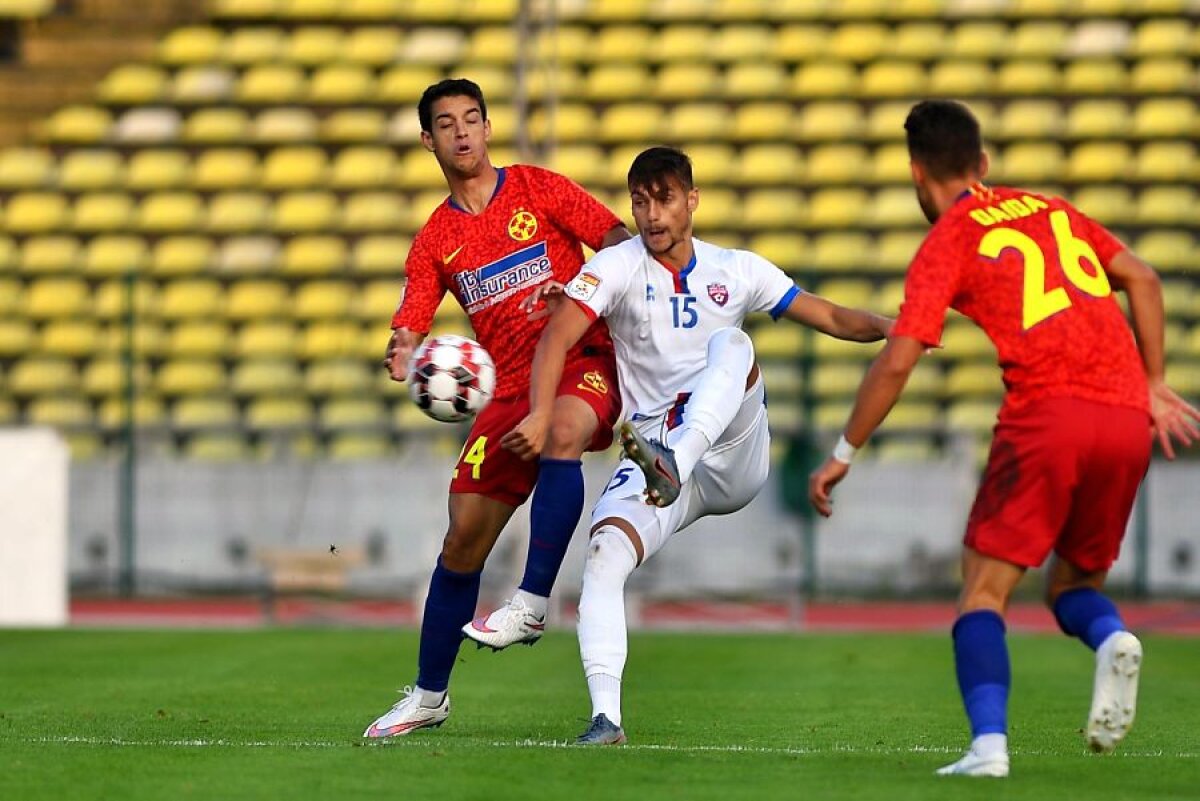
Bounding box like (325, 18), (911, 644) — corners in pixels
(501, 146), (892, 744)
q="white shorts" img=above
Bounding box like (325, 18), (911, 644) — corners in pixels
(590, 377), (771, 563)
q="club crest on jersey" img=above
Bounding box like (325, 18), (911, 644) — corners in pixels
(707, 283), (729, 307)
(454, 241), (552, 314)
(508, 209), (538, 241)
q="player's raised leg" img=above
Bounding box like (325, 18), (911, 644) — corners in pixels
(364, 492), (515, 738)
(936, 549), (1023, 778)
(621, 327), (754, 507)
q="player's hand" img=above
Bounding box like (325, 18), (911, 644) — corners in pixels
(500, 410), (551, 461)
(808, 456), (851, 518)
(522, 281), (567, 322)
(1149, 380), (1200, 460)
(383, 328), (420, 382)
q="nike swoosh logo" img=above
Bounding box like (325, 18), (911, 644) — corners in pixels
(443, 246), (465, 265)
(471, 618), (498, 633)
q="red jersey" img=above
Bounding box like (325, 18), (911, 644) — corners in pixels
(393, 164), (622, 400)
(892, 184), (1149, 418)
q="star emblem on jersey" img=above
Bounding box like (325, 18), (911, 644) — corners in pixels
(508, 210), (538, 241)
(707, 283), (729, 307)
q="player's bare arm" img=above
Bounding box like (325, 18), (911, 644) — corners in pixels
(808, 335), (926, 517)
(383, 328), (427, 382)
(500, 299), (594, 460)
(780, 292), (893, 341)
(1106, 249), (1200, 458)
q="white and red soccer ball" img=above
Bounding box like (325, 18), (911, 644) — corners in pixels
(407, 335), (496, 423)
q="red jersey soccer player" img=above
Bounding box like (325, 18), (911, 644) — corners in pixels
(809, 101), (1199, 777)
(365, 79), (629, 738)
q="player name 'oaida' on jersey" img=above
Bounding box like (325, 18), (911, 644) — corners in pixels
(968, 193), (1050, 227)
(454, 241), (552, 314)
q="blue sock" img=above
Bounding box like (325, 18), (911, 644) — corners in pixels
(1053, 587), (1125, 651)
(952, 610), (1010, 737)
(517, 458), (585, 599)
(416, 557), (481, 693)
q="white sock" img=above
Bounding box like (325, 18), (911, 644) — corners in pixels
(971, 733), (1008, 757)
(666, 327), (755, 484)
(416, 686), (446, 708)
(514, 588), (547, 619)
(578, 526), (639, 729)
(587, 673), (623, 726)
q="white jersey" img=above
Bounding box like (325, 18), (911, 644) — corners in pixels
(564, 236), (799, 419)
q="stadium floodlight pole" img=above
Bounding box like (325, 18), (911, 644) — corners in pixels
(117, 265), (138, 597)
(513, 0), (532, 161)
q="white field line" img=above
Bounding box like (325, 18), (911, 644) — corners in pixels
(23, 735), (1198, 759)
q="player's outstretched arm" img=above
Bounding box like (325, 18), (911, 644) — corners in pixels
(383, 328), (426, 382)
(808, 335), (925, 517)
(780, 293), (893, 342)
(599, 224), (632, 250)
(500, 300), (594, 460)
(1106, 250), (1200, 457)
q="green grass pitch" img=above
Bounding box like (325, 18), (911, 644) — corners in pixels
(0, 629), (1195, 800)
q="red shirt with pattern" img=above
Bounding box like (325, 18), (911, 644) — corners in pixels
(892, 183), (1149, 418)
(393, 164), (622, 400)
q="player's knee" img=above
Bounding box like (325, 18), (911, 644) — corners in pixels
(439, 521), (487, 572)
(707, 327), (754, 359)
(544, 414), (591, 458)
(583, 527), (638, 585)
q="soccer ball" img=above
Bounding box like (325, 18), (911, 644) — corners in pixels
(407, 335), (496, 423)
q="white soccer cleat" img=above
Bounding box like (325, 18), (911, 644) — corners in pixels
(935, 748), (1010, 777)
(1086, 631), (1142, 754)
(462, 595), (546, 651)
(362, 686), (449, 739)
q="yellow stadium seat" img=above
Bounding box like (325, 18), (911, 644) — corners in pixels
(737, 188), (805, 229)
(597, 102), (664, 143)
(724, 62), (788, 99)
(98, 396), (166, 429)
(206, 192), (270, 234)
(232, 360), (304, 397)
(192, 148), (259, 191)
(867, 143), (912, 184)
(261, 146), (327, 190)
(342, 192), (405, 231)
(1072, 185), (1133, 227)
(279, 0), (343, 18)
(946, 363), (1003, 398)
(650, 24), (714, 62)
(329, 146), (395, 189)
(158, 279), (223, 320)
(892, 22), (945, 60)
(465, 25), (515, 63)
(59, 149), (123, 191)
(869, 187), (923, 227)
(588, 24), (652, 63)
(654, 62), (721, 101)
(1011, 22), (1068, 58)
(1136, 140), (1198, 183)
(790, 62), (858, 98)
(815, 278), (874, 310)
(999, 143), (1066, 183)
(400, 26), (465, 63)
(0, 237), (14, 271)
(1131, 18), (1190, 57)
(751, 326), (804, 362)
(356, 280), (402, 321)
(1067, 141), (1132, 182)
(996, 61), (1058, 95)
(829, 23), (887, 63)
(252, 108), (318, 143)
(152, 235), (214, 277)
(533, 25), (589, 64)
(285, 26), (344, 64)
(860, 61), (926, 98)
(328, 433), (391, 459)
(274, 191), (338, 231)
(38, 319), (100, 358)
(872, 438), (938, 462)
(353, 235), (409, 275)
(238, 64), (306, 104)
(359, 326), (393, 361)
(184, 108), (251, 143)
(377, 66), (444, 105)
(0, 147), (54, 189)
(731, 102), (793, 142)
(1132, 98), (1196, 139)
(172, 396), (239, 430)
(6, 191), (66, 233)
(184, 433), (254, 461)
(81, 358), (150, 397)
(1132, 58), (1195, 93)
(712, 24), (772, 62)
(113, 109), (179, 145)
(797, 101), (864, 142)
(947, 400), (1000, 433)
(84, 235), (147, 277)
(0, 276), (21, 310)
(771, 23), (823, 60)
(42, 105), (112, 143)
(97, 64), (167, 104)
(167, 321), (231, 359)
(687, 187), (738, 231)
(808, 188), (869, 228)
(683, 143), (737, 185)
(19, 236), (79, 274)
(309, 64), (375, 104)
(1133, 231), (1194, 274)
(584, 0), (648, 21)
(1137, 187), (1198, 226)
(159, 26), (224, 64)
(226, 280), (290, 321)
(1064, 60), (1126, 94)
(157, 359), (227, 397)
(171, 65), (236, 105)
(665, 103), (732, 142)
(876, 232), (925, 272)
(1165, 363), (1200, 396)
(301, 320), (362, 359)
(9, 357), (74, 395)
(27, 396), (94, 428)
(810, 231), (871, 272)
(805, 144), (868, 184)
(998, 99), (1063, 139)
(928, 61), (994, 96)
(811, 361), (867, 398)
(225, 27), (285, 65)
(941, 323), (993, 358)
(585, 64), (653, 103)
(527, 103), (595, 143)
(92, 282), (157, 321)
(236, 321), (298, 359)
(864, 101), (913, 141)
(1159, 279), (1194, 316)
(408, 190), (451, 230)
(544, 144), (605, 185)
(321, 109), (386, 142)
(340, 0), (403, 18)
(125, 149), (191, 190)
(735, 144), (802, 186)
(949, 22), (1009, 59)
(245, 396), (315, 430)
(71, 192), (133, 232)
(281, 235), (347, 276)
(343, 27), (401, 65)
(307, 360), (374, 397)
(293, 280), (354, 320)
(217, 232), (281, 271)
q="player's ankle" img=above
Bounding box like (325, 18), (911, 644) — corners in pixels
(514, 589), (548, 618)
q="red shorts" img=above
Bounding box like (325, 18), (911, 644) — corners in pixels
(965, 397), (1151, 573)
(447, 350), (621, 506)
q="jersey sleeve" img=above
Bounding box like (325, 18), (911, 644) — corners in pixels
(563, 247), (631, 321)
(741, 250), (802, 320)
(528, 166), (623, 251)
(390, 233), (446, 332)
(1078, 212), (1127, 267)
(891, 226), (962, 348)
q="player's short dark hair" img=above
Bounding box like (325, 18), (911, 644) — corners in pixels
(418, 78), (488, 133)
(904, 100), (983, 180)
(627, 146), (694, 200)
